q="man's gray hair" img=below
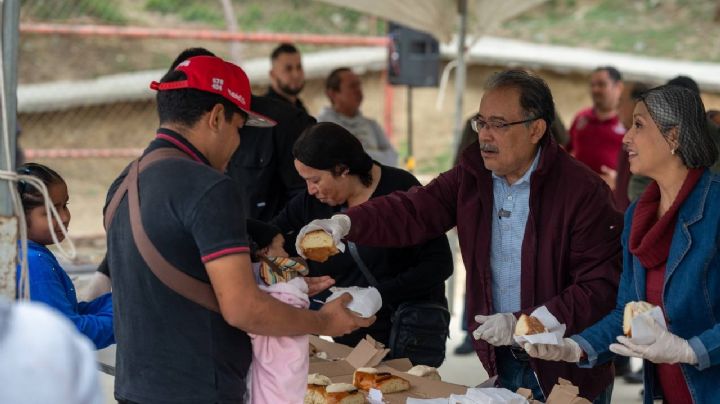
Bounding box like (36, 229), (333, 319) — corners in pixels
(485, 69), (556, 140)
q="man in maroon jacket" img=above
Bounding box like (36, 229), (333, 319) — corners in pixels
(299, 69), (622, 403)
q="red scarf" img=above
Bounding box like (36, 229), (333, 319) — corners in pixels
(629, 169), (703, 270)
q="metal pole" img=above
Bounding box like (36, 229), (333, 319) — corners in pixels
(447, 0), (468, 319)
(219, 0), (243, 64)
(451, 0), (468, 163)
(406, 85), (414, 172)
(0, 0), (20, 299)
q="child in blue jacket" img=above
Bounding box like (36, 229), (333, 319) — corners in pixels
(16, 163), (114, 349)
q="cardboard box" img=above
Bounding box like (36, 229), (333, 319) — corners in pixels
(516, 387), (544, 404)
(309, 335), (388, 377)
(545, 378), (591, 404)
(308, 336), (468, 403)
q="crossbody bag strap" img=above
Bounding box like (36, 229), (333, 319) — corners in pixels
(104, 148), (188, 231)
(106, 148), (221, 313)
(346, 241), (379, 287)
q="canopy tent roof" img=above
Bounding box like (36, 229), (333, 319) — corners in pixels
(315, 0), (547, 43)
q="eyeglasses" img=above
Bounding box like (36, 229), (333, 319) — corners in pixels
(471, 116), (539, 133)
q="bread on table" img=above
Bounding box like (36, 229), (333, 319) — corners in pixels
(324, 383), (365, 404)
(623, 301), (656, 337)
(352, 367), (410, 394)
(300, 230), (339, 263)
(352, 367), (378, 391)
(514, 314), (547, 336)
(406, 364), (441, 381)
(305, 377), (364, 404)
(305, 373), (332, 404)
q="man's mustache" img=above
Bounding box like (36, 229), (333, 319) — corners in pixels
(479, 142), (499, 153)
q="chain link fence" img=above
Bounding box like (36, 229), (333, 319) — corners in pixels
(17, 0), (401, 241)
(19, 0), (520, 257)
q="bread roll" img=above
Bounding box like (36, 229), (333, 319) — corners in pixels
(407, 365), (441, 381)
(305, 378), (364, 404)
(623, 301), (655, 337)
(373, 373), (411, 394)
(514, 314), (547, 336)
(308, 373), (332, 386)
(305, 374), (332, 404)
(325, 383), (364, 404)
(303, 383), (365, 404)
(304, 384), (326, 404)
(300, 230), (339, 262)
(353, 367), (410, 394)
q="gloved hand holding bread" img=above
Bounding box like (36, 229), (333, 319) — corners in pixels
(296, 214), (351, 262)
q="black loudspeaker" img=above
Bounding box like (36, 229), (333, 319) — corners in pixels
(388, 22), (440, 87)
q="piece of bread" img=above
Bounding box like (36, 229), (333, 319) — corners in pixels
(325, 383), (365, 404)
(305, 383), (327, 404)
(374, 373), (411, 393)
(308, 373), (332, 386)
(514, 314), (547, 336)
(300, 230), (339, 262)
(307, 374), (359, 404)
(352, 367), (378, 391)
(623, 301), (655, 337)
(406, 364), (441, 381)
(305, 381), (365, 404)
(352, 367), (410, 394)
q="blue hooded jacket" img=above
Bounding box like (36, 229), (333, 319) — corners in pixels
(16, 240), (114, 349)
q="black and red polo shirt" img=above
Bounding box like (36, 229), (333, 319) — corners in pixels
(105, 128), (251, 403)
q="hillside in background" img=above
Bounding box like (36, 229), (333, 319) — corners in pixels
(498, 0), (718, 62)
(17, 0), (720, 83)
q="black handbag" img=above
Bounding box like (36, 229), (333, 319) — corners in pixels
(347, 242), (450, 367)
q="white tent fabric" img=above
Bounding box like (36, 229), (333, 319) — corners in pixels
(316, 0), (547, 43)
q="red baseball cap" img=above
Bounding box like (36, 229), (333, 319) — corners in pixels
(150, 56), (276, 128)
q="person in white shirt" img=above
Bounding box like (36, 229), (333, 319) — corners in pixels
(0, 297), (103, 404)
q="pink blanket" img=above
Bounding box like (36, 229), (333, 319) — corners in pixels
(249, 278), (309, 404)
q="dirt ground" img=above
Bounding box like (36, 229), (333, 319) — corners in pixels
(19, 63), (720, 264)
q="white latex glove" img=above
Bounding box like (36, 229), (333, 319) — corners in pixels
(295, 214), (351, 258)
(472, 313), (517, 346)
(609, 318), (697, 365)
(523, 338), (582, 362)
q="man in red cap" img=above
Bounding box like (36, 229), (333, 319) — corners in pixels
(104, 55), (373, 404)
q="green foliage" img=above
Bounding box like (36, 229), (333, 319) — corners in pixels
(145, 0), (222, 26)
(237, 4), (263, 31)
(180, 4), (222, 25)
(22, 0), (126, 23)
(267, 10), (311, 33)
(503, 0), (716, 62)
(144, 0), (181, 14)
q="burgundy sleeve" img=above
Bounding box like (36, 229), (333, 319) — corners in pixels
(566, 116), (578, 153)
(346, 166), (461, 248)
(522, 183), (623, 334)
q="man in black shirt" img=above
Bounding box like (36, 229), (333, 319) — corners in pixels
(228, 94), (315, 221)
(266, 43), (309, 114)
(105, 55), (372, 404)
